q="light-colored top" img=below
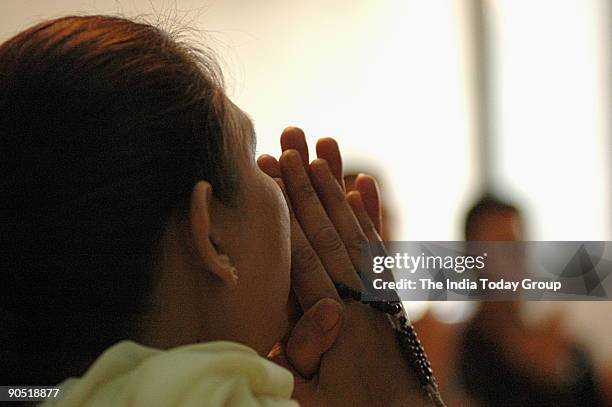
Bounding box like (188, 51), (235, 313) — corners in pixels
(40, 340), (299, 407)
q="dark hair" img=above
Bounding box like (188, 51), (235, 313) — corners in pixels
(0, 15), (239, 384)
(464, 195), (519, 240)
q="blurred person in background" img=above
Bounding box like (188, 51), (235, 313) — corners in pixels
(458, 195), (608, 407)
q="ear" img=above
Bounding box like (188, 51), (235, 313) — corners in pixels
(189, 181), (238, 286)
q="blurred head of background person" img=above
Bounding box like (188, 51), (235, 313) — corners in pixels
(458, 195), (607, 407)
(465, 195), (523, 241)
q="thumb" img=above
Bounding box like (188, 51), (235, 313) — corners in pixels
(286, 298), (343, 378)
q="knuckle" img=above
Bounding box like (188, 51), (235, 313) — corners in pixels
(312, 225), (344, 255)
(296, 178), (317, 200)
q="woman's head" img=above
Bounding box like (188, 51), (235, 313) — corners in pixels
(0, 15), (289, 384)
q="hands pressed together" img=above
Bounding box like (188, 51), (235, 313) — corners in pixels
(257, 128), (440, 407)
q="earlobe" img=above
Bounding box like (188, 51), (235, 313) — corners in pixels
(190, 181), (238, 287)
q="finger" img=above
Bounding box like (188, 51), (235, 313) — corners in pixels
(309, 158), (368, 273)
(280, 127), (309, 168)
(280, 149), (361, 289)
(267, 348), (315, 395)
(346, 190), (381, 243)
(315, 138), (344, 190)
(354, 174), (382, 235)
(346, 190), (387, 266)
(275, 179), (340, 310)
(291, 215), (343, 309)
(346, 191), (397, 300)
(257, 154), (281, 178)
(285, 298), (343, 378)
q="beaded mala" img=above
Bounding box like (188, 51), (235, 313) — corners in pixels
(335, 282), (446, 407)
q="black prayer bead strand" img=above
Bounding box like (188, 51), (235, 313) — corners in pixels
(334, 283), (446, 407)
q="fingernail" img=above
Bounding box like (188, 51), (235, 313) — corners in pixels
(314, 300), (342, 332)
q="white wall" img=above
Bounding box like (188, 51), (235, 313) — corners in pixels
(489, 0), (611, 241)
